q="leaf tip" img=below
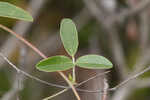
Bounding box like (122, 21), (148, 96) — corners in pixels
(61, 18), (72, 23)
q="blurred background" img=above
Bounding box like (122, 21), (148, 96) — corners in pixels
(0, 0), (150, 100)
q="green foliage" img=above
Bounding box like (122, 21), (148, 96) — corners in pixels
(60, 18), (78, 57)
(76, 55), (113, 69)
(36, 18), (113, 73)
(0, 2), (33, 21)
(36, 56), (74, 72)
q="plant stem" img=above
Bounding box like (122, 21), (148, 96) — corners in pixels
(102, 78), (109, 100)
(43, 88), (68, 100)
(73, 67), (76, 82)
(72, 56), (76, 82)
(0, 24), (80, 100)
(46, 71), (111, 100)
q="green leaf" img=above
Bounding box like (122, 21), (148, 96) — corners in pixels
(76, 55), (113, 69)
(0, 2), (33, 21)
(36, 56), (74, 72)
(60, 18), (78, 56)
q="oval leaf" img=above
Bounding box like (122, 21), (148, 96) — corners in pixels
(0, 2), (33, 21)
(60, 18), (78, 56)
(76, 55), (113, 69)
(36, 56), (74, 72)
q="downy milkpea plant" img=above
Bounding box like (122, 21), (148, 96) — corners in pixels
(0, 1), (113, 84)
(0, 1), (112, 99)
(36, 18), (113, 83)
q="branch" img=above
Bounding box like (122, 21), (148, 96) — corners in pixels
(1, 45), (27, 100)
(75, 66), (150, 93)
(0, 52), (68, 89)
(83, 0), (105, 23)
(110, 66), (150, 91)
(139, 9), (150, 52)
(131, 47), (150, 74)
(113, 0), (150, 24)
(77, 71), (110, 87)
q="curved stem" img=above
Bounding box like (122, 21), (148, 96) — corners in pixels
(0, 24), (80, 100)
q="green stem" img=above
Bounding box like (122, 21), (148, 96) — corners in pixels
(72, 56), (76, 82)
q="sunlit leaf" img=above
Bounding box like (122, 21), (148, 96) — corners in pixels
(76, 55), (113, 69)
(36, 56), (74, 72)
(60, 18), (78, 56)
(0, 2), (33, 21)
